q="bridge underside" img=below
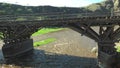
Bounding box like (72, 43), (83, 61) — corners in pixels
(0, 14), (120, 68)
(0, 22), (120, 68)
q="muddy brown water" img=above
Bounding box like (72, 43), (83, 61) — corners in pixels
(0, 28), (97, 68)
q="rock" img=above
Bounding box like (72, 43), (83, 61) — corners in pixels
(91, 46), (98, 56)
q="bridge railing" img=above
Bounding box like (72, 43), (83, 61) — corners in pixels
(0, 12), (118, 21)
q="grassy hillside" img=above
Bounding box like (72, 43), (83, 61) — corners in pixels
(85, 0), (113, 12)
(0, 3), (84, 15)
(0, 0), (115, 15)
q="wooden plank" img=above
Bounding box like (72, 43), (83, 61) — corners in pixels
(69, 23), (99, 41)
(79, 24), (100, 41)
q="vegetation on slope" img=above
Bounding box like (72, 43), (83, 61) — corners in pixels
(32, 28), (63, 36)
(0, 0), (117, 15)
(85, 0), (113, 13)
(115, 43), (120, 52)
(0, 3), (84, 15)
(32, 28), (63, 47)
(0, 32), (3, 39)
(34, 38), (56, 47)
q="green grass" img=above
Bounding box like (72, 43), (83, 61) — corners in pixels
(32, 28), (63, 36)
(0, 32), (3, 39)
(33, 38), (56, 47)
(115, 45), (120, 52)
(114, 43), (120, 52)
(33, 28), (62, 47)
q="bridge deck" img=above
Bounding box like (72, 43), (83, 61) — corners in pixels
(0, 12), (120, 26)
(0, 16), (120, 26)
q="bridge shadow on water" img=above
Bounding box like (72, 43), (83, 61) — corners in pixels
(0, 49), (97, 68)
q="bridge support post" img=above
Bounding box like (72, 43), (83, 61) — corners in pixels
(97, 26), (120, 68)
(69, 23), (120, 68)
(97, 42), (118, 68)
(2, 39), (33, 58)
(0, 25), (36, 58)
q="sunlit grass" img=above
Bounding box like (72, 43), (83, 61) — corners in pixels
(115, 43), (120, 52)
(0, 32), (3, 39)
(32, 28), (63, 36)
(33, 38), (56, 47)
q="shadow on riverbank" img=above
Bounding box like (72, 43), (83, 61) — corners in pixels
(0, 49), (97, 68)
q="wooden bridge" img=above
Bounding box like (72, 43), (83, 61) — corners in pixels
(0, 12), (120, 68)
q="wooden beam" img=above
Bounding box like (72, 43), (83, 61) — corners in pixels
(112, 27), (120, 37)
(102, 27), (114, 40)
(69, 23), (99, 41)
(77, 24), (100, 41)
